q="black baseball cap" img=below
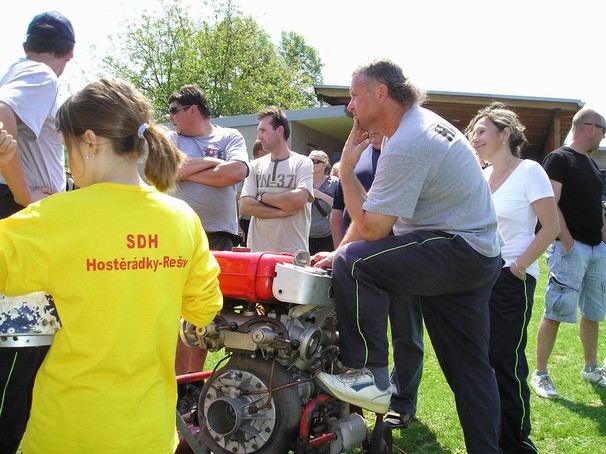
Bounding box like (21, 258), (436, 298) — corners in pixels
(27, 11), (75, 44)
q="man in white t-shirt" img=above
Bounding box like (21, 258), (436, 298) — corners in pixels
(240, 106), (314, 254)
(0, 11), (75, 453)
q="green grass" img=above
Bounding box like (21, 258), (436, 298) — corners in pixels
(202, 257), (605, 453)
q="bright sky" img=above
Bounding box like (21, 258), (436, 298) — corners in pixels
(3, 0), (606, 134)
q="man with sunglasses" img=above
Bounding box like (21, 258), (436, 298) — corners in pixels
(167, 85), (249, 413)
(532, 108), (606, 398)
(168, 85), (249, 250)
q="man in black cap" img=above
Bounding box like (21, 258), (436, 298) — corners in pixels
(0, 11), (75, 454)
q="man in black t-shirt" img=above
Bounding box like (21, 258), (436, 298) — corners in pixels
(531, 108), (606, 399)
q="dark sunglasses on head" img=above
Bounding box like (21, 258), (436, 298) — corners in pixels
(168, 105), (193, 115)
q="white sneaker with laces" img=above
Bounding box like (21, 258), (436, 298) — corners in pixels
(581, 367), (606, 388)
(315, 368), (391, 413)
(530, 371), (559, 399)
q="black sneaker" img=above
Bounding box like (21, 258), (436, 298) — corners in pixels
(384, 410), (415, 429)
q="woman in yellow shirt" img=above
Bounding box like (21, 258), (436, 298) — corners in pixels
(0, 78), (222, 453)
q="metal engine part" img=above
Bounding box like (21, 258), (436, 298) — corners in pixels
(327, 413), (368, 454)
(198, 354), (303, 453)
(180, 251), (373, 453)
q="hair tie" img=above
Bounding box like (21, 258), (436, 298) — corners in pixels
(137, 123), (150, 138)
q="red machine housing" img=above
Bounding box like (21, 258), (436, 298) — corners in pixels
(212, 250), (294, 303)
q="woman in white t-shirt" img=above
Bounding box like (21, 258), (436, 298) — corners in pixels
(466, 102), (559, 454)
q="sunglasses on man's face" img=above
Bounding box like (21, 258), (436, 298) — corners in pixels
(168, 105), (193, 115)
(311, 158), (326, 164)
(584, 122), (606, 133)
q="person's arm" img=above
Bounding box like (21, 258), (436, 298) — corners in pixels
(549, 180), (573, 252)
(313, 219), (365, 268)
(511, 196), (560, 279)
(239, 195), (296, 219)
(179, 156), (222, 178)
(314, 187), (333, 206)
(259, 188), (310, 212)
(0, 122), (17, 166)
(339, 120), (396, 241)
(181, 224), (223, 328)
(330, 208), (344, 248)
(0, 103), (32, 206)
(180, 158), (248, 188)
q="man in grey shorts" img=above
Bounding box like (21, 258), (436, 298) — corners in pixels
(531, 108), (606, 399)
(313, 59), (502, 454)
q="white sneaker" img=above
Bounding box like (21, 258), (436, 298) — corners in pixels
(581, 367), (606, 388)
(315, 368), (391, 413)
(530, 371), (559, 399)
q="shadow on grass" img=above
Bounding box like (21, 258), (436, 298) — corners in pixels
(390, 420), (452, 453)
(552, 386), (606, 437)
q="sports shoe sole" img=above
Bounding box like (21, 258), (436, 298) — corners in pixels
(316, 375), (390, 414)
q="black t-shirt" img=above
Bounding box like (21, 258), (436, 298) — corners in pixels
(542, 146), (604, 245)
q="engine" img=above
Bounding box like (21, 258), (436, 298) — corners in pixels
(181, 249), (338, 371)
(179, 249), (372, 454)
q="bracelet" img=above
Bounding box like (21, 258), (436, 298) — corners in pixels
(513, 260), (524, 275)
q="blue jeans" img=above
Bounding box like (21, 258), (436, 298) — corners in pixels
(544, 240), (606, 323)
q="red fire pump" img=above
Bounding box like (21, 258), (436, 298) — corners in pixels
(176, 249), (394, 454)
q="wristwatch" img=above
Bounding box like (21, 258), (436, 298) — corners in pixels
(256, 192), (265, 203)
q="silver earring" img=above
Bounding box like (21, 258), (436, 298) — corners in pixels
(86, 154), (94, 160)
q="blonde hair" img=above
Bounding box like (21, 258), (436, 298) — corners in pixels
(309, 150), (331, 175)
(331, 162), (340, 177)
(464, 102), (528, 157)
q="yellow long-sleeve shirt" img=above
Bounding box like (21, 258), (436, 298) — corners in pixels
(0, 183), (222, 453)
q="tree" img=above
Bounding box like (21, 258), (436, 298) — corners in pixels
(278, 31), (324, 108)
(103, 0), (324, 121)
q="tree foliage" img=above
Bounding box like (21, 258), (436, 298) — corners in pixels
(103, 0), (324, 121)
